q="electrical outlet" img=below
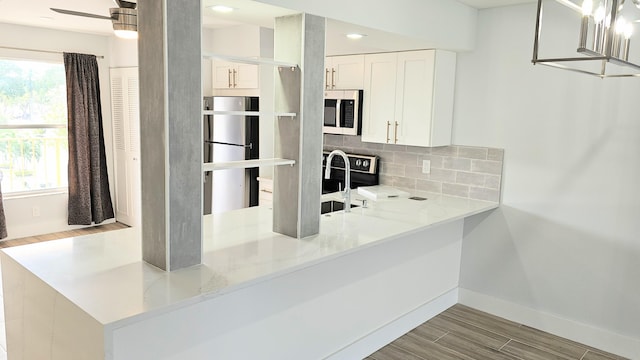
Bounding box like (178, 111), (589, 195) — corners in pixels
(422, 160), (431, 174)
(32, 206), (40, 217)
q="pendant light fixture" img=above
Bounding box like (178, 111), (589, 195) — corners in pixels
(532, 0), (640, 77)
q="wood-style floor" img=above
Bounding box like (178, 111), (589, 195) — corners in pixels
(366, 304), (628, 360)
(0, 222), (129, 249)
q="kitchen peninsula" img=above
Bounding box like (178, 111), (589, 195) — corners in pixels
(1, 190), (497, 359)
(0, 4), (503, 359)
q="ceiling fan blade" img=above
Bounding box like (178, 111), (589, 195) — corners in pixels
(114, 0), (137, 9)
(51, 8), (113, 20)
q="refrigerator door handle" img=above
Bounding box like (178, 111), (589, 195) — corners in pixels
(205, 140), (253, 150)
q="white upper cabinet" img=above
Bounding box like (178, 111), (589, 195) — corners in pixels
(361, 50), (456, 147)
(361, 52), (397, 144)
(212, 61), (259, 89)
(325, 55), (365, 89)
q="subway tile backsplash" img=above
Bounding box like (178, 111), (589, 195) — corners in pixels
(323, 134), (504, 203)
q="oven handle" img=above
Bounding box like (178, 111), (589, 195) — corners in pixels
(322, 165), (376, 175)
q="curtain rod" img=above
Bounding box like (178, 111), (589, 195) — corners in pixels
(0, 46), (104, 59)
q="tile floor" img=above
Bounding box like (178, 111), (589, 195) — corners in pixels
(367, 304), (629, 360)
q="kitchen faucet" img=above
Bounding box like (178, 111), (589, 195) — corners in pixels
(324, 150), (351, 213)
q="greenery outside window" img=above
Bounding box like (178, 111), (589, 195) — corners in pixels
(0, 58), (68, 195)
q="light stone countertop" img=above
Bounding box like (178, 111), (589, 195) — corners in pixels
(0, 190), (498, 328)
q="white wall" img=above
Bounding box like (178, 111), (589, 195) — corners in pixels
(453, 4), (640, 357)
(109, 36), (138, 68)
(206, 24), (263, 57)
(202, 29), (214, 96)
(0, 23), (115, 240)
(259, 27), (275, 178)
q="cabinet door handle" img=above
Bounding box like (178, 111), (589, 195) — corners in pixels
(386, 121), (391, 143)
(325, 68), (330, 89)
(331, 68), (336, 89)
(233, 69), (238, 88)
(228, 69), (232, 88)
(394, 121), (399, 144)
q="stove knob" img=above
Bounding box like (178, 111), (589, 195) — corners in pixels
(355, 159), (362, 167)
(362, 160), (369, 168)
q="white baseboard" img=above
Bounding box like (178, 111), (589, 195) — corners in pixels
(459, 288), (640, 359)
(325, 288), (458, 360)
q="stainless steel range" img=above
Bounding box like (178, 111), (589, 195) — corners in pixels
(322, 151), (379, 195)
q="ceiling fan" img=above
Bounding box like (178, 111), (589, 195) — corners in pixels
(51, 0), (138, 39)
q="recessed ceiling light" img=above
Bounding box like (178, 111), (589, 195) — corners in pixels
(210, 5), (234, 13)
(346, 33), (366, 40)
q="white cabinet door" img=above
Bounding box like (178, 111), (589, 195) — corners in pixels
(212, 61), (234, 89)
(361, 50), (456, 147)
(395, 51), (436, 147)
(110, 67), (141, 227)
(234, 63), (259, 89)
(212, 61), (259, 89)
(361, 52), (397, 144)
(397, 50), (456, 147)
(326, 55), (364, 89)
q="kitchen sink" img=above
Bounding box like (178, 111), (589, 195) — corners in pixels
(321, 200), (359, 214)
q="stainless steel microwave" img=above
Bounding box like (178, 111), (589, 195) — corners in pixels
(323, 89), (363, 136)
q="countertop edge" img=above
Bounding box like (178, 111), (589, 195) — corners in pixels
(103, 203), (499, 330)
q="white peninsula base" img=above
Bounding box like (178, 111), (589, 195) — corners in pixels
(1, 195), (497, 359)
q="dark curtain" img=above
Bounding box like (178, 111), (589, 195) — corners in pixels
(64, 53), (114, 225)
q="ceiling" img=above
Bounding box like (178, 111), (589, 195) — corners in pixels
(0, 0), (539, 34)
(0, 0), (537, 54)
(457, 0), (536, 8)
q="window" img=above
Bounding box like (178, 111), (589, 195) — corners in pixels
(0, 58), (68, 194)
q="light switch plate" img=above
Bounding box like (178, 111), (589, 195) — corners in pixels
(422, 160), (431, 174)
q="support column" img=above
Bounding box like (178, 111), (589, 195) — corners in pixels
(137, 0), (202, 270)
(273, 14), (325, 238)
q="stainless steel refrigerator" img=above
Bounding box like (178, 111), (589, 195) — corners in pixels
(203, 96), (259, 215)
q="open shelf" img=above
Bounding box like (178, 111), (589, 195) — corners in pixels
(203, 158), (295, 171)
(202, 52), (298, 69)
(202, 110), (296, 117)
